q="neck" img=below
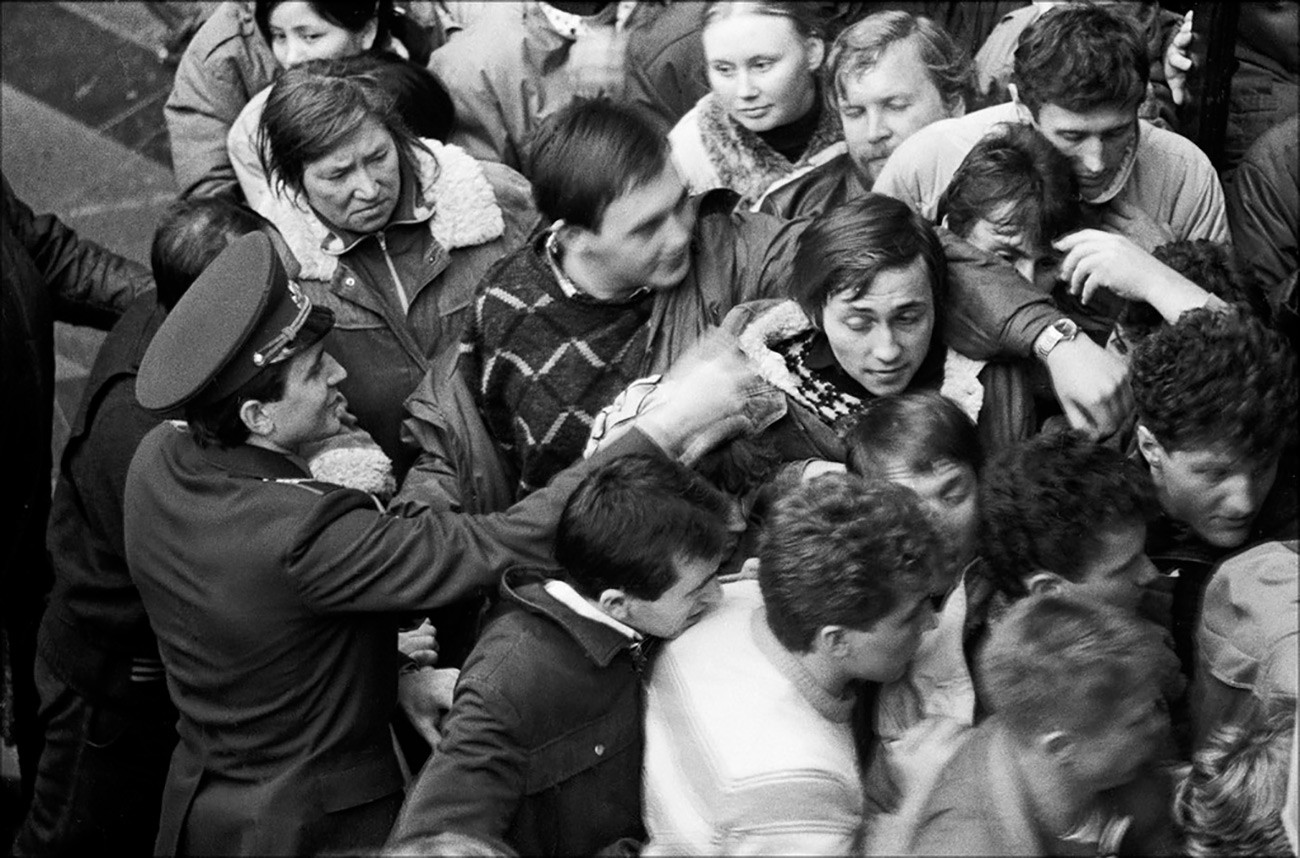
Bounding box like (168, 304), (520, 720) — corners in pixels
(559, 244), (640, 302)
(1006, 727), (1098, 838)
(798, 648), (852, 700)
(246, 435), (300, 460)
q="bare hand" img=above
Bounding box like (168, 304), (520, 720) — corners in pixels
(397, 666), (460, 751)
(719, 556), (761, 583)
(397, 619), (439, 669)
(1055, 228), (1213, 323)
(1043, 333), (1134, 439)
(1163, 11), (1194, 107)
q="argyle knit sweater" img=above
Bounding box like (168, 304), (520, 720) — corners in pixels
(462, 240), (654, 497)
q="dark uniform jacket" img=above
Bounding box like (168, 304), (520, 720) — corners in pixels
(123, 422), (659, 857)
(389, 567), (649, 856)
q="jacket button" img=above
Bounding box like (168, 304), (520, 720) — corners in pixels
(594, 744), (605, 756)
(345, 277), (355, 286)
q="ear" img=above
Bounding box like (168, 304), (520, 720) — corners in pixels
(805, 36), (826, 72)
(1135, 425), (1164, 472)
(239, 398), (275, 439)
(816, 625), (851, 658)
(597, 589), (633, 624)
(1026, 570), (1067, 597)
(1008, 84), (1034, 126)
(1039, 729), (1073, 761)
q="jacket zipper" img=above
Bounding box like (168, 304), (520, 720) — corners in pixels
(376, 232), (410, 314)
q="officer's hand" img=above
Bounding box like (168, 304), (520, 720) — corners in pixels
(397, 667), (460, 751)
(397, 619), (439, 668)
(1042, 334), (1133, 440)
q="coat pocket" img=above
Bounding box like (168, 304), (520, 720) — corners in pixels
(522, 707), (638, 795)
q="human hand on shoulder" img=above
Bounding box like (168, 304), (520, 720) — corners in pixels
(1055, 228), (1216, 323)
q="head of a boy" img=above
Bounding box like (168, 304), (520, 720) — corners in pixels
(1132, 308), (1297, 548)
(759, 473), (939, 684)
(980, 430), (1160, 611)
(846, 391), (983, 593)
(981, 593), (1173, 793)
(555, 455), (730, 639)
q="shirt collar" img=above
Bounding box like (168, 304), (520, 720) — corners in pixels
(544, 229), (651, 304)
(543, 579), (643, 641)
(538, 1), (637, 38)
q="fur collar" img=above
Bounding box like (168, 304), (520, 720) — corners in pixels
(262, 140), (505, 282)
(696, 92), (844, 208)
(735, 300), (987, 423)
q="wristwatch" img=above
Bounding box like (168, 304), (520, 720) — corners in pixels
(1033, 317), (1080, 360)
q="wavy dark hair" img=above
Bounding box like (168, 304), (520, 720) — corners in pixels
(1012, 4), (1148, 116)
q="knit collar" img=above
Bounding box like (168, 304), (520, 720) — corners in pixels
(266, 140), (505, 282)
(751, 607), (855, 723)
(542, 229), (652, 304)
(696, 90), (845, 208)
(538, 1), (637, 37)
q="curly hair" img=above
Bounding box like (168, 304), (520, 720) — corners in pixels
(759, 473), (938, 653)
(1131, 307), (1298, 459)
(979, 430), (1159, 597)
(555, 455), (732, 601)
(1011, 4), (1147, 117)
(980, 592), (1173, 739)
(1174, 698), (1295, 858)
(826, 9), (973, 116)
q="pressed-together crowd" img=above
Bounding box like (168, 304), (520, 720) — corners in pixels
(4, 1), (1298, 856)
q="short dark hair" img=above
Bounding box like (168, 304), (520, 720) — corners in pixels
(1118, 241), (1268, 348)
(185, 358), (294, 449)
(980, 592), (1173, 738)
(1011, 4), (1148, 117)
(258, 57), (431, 201)
(845, 390), (983, 479)
(526, 99), (672, 232)
(151, 199), (272, 311)
(1132, 307), (1297, 459)
(759, 473), (938, 653)
(355, 52), (455, 143)
(790, 193), (947, 330)
(255, 1), (392, 52)
(555, 455), (731, 601)
(979, 430), (1160, 597)
(939, 122), (1081, 251)
(827, 10), (972, 116)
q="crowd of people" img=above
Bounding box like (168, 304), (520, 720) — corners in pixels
(3, 1), (1297, 856)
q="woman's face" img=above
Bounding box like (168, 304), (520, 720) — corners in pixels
(301, 116), (401, 234)
(268, 1), (376, 68)
(703, 12), (823, 133)
(821, 257), (936, 397)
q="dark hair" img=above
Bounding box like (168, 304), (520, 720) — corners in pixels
(185, 358), (294, 448)
(979, 430), (1160, 597)
(703, 1), (823, 40)
(846, 390), (983, 479)
(258, 57), (432, 201)
(554, 455), (731, 601)
(255, 1), (391, 54)
(827, 10), (972, 116)
(790, 193), (946, 338)
(980, 592), (1173, 738)
(526, 99), (672, 232)
(151, 199), (272, 311)
(1011, 4), (1148, 117)
(939, 122), (1080, 252)
(355, 52), (454, 142)
(1132, 307), (1298, 459)
(1118, 241), (1268, 348)
(759, 473), (938, 653)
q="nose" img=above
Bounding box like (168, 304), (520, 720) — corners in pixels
(865, 108), (890, 144)
(1076, 137), (1105, 176)
(324, 352), (347, 385)
(351, 168), (382, 203)
(1135, 553), (1159, 589)
(1220, 471), (1263, 518)
(283, 37), (307, 67)
(869, 323), (902, 364)
(735, 69), (760, 99)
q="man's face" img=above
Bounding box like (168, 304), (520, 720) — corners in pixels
(580, 163), (695, 297)
(841, 590), (937, 683)
(821, 257), (936, 397)
(960, 202), (1046, 283)
(882, 458), (981, 592)
(302, 116), (401, 235)
(1031, 103), (1138, 202)
(1067, 523), (1159, 613)
(839, 36), (959, 185)
(620, 553), (723, 640)
(1067, 689), (1169, 793)
(259, 342), (349, 453)
(1148, 439), (1281, 548)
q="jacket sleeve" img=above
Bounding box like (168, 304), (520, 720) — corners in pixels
(2, 175), (153, 328)
(287, 428), (664, 612)
(940, 229), (1059, 360)
(1226, 123), (1299, 309)
(430, 40), (521, 171)
(386, 674), (525, 853)
(164, 4), (276, 200)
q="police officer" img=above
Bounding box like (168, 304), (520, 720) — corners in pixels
(123, 231), (765, 856)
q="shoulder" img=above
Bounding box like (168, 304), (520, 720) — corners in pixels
(1137, 120), (1218, 176)
(177, 2), (270, 73)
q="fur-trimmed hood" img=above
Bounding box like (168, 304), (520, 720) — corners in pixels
(259, 140), (506, 282)
(670, 92), (846, 210)
(732, 300), (986, 423)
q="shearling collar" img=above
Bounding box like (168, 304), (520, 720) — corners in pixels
(733, 299), (987, 423)
(267, 140), (505, 282)
(696, 91), (845, 208)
